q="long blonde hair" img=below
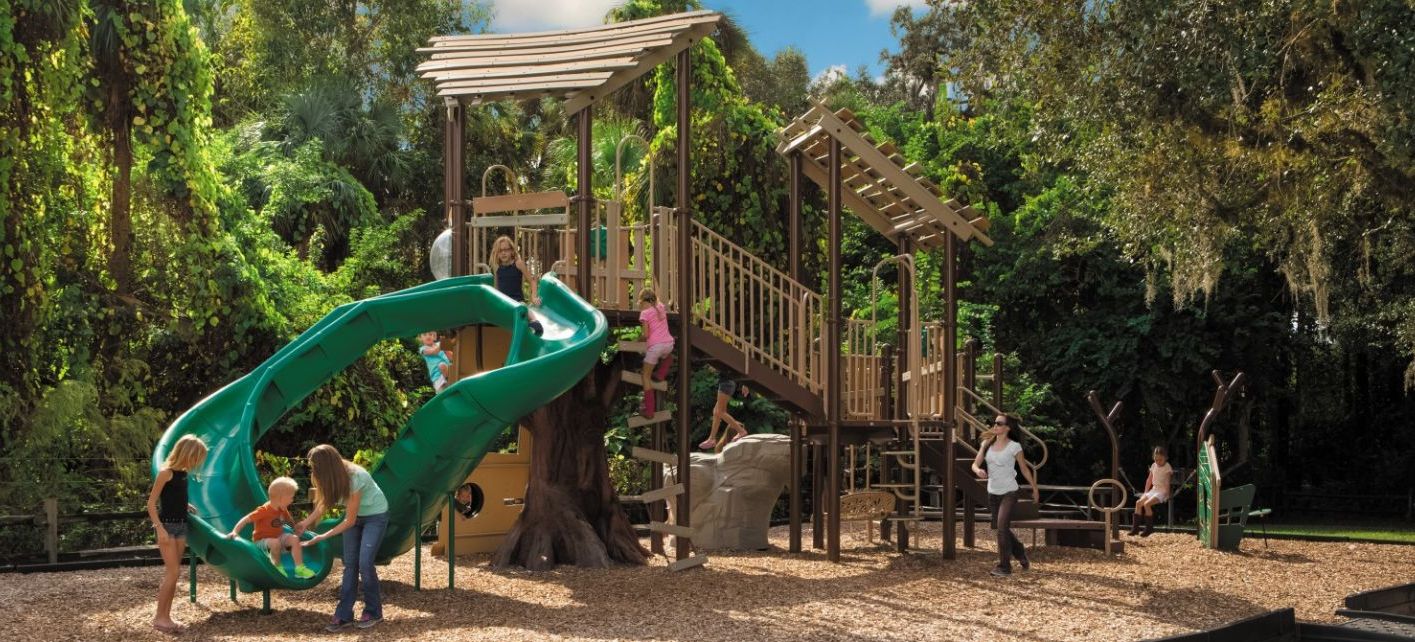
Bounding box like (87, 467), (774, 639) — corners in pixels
(492, 235), (520, 266)
(164, 435), (208, 473)
(307, 444), (351, 513)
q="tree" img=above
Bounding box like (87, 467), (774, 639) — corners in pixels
(492, 360), (648, 569)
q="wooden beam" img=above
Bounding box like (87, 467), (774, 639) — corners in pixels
(471, 191), (569, 214)
(426, 29), (688, 57)
(668, 554), (708, 572)
(438, 71), (615, 91)
(630, 483), (684, 504)
(627, 411), (673, 428)
(422, 58), (638, 82)
(649, 521), (694, 538)
(428, 10), (719, 44)
(632, 447), (676, 465)
(418, 38), (674, 75)
(468, 213), (568, 228)
(562, 21), (719, 114)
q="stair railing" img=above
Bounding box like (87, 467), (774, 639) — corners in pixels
(955, 386), (1050, 473)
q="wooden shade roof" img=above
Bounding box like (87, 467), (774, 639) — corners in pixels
(417, 10), (722, 112)
(777, 103), (992, 250)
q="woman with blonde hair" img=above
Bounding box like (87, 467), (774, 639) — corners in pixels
(298, 444), (389, 631)
(146, 434), (208, 634)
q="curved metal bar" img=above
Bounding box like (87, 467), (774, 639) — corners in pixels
(1088, 478), (1127, 513)
(956, 386), (1050, 472)
(481, 164), (519, 198)
(1195, 370), (1247, 449)
(1086, 390), (1123, 492)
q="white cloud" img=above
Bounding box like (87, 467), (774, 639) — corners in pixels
(812, 64), (848, 87)
(488, 0), (626, 32)
(864, 0), (928, 17)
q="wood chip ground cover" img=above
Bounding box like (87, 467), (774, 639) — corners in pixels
(2, 526), (1411, 641)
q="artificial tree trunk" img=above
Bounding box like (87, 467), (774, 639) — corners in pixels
(491, 359), (648, 570)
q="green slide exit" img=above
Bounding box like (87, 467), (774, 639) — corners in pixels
(150, 274), (606, 591)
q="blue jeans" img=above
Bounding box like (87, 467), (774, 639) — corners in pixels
(335, 512), (388, 622)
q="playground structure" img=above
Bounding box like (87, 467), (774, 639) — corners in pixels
(147, 9), (1285, 609)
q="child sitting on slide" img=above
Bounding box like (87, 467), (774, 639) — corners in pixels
(418, 331), (453, 393)
(226, 476), (316, 578)
(1129, 446), (1173, 537)
(638, 288), (673, 417)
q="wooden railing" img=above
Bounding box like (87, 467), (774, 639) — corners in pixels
(556, 200), (652, 310)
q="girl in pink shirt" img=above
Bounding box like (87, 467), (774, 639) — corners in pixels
(637, 289), (674, 415)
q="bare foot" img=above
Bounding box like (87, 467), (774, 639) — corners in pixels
(153, 620), (185, 635)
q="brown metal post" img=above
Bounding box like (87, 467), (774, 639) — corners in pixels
(811, 442), (824, 549)
(993, 352), (1004, 409)
(650, 423), (666, 555)
(962, 338), (977, 548)
(789, 152), (803, 283)
(575, 107), (595, 298)
(944, 420), (956, 559)
(445, 99), (465, 278)
(942, 236), (958, 560)
(895, 238), (912, 421)
(789, 418), (802, 553)
(673, 48), (693, 562)
(880, 344), (896, 542)
(826, 138), (843, 563)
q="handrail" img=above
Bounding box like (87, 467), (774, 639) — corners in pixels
(956, 386), (1050, 472)
(481, 164), (519, 197)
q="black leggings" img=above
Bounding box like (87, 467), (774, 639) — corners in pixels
(989, 491), (1028, 568)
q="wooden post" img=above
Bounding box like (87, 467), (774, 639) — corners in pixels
(789, 417), (802, 553)
(576, 107), (595, 299)
(826, 137), (843, 563)
(651, 423), (666, 555)
(942, 236), (958, 560)
(788, 152), (802, 283)
(43, 497), (57, 564)
(445, 98), (466, 279)
(895, 238), (912, 421)
(673, 46), (693, 562)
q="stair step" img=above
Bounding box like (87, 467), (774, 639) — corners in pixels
(649, 521), (694, 538)
(622, 483), (684, 504)
(881, 451), (917, 457)
(617, 341), (647, 353)
(668, 554), (709, 572)
(621, 372), (667, 391)
(628, 411), (673, 428)
(631, 447), (677, 465)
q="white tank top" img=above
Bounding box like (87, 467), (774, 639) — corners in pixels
(984, 440), (1024, 495)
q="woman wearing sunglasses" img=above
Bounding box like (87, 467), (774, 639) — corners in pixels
(970, 414), (1040, 576)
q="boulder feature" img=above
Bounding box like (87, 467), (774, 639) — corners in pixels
(664, 433), (791, 550)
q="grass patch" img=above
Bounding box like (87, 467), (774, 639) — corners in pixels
(1260, 521), (1415, 544)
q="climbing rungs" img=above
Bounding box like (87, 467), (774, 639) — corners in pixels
(668, 554), (708, 572)
(628, 411), (673, 428)
(623, 483), (684, 504)
(649, 521), (694, 538)
(621, 371), (667, 390)
(631, 447), (677, 465)
(617, 341), (647, 353)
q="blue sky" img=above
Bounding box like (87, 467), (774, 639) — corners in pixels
(484, 0), (927, 79)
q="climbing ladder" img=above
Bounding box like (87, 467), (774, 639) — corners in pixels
(615, 341), (708, 572)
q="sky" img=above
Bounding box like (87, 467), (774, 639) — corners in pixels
(483, 0), (927, 81)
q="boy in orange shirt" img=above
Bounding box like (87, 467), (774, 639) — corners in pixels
(227, 476), (315, 578)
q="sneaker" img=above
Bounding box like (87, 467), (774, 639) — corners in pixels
(698, 439), (716, 450)
(294, 565), (316, 579)
(325, 618), (353, 632)
(1019, 557), (1030, 571)
(990, 565), (1011, 577)
(356, 614), (382, 629)
(529, 321), (544, 336)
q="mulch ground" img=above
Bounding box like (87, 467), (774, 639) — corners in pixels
(3, 524), (1411, 642)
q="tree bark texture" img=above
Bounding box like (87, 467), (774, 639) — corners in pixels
(491, 359), (649, 570)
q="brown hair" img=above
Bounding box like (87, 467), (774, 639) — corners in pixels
(164, 435), (208, 473)
(639, 288), (657, 303)
(307, 444), (350, 513)
(1153, 446), (1168, 457)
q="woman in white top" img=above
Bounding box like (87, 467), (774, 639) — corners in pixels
(1130, 446), (1173, 537)
(970, 414), (1040, 576)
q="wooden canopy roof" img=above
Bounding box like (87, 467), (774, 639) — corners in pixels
(417, 10), (721, 112)
(777, 103), (992, 250)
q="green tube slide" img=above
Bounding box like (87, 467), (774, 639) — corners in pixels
(150, 274), (607, 592)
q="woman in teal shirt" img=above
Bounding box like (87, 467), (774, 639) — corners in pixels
(300, 444), (390, 631)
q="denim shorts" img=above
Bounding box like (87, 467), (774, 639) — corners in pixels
(160, 520), (188, 539)
(717, 379), (737, 395)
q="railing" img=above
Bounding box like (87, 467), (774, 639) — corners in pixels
(556, 201), (652, 310)
(953, 386), (1050, 473)
(673, 215), (826, 394)
(842, 318), (882, 418)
